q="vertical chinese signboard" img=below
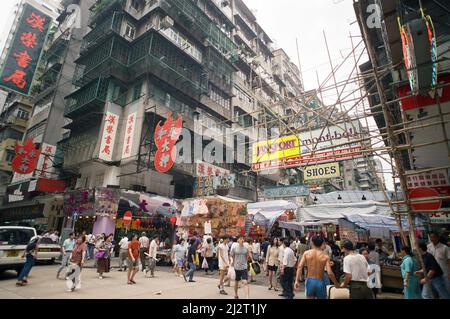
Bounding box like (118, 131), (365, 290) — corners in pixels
(154, 112), (182, 173)
(99, 112), (120, 162)
(0, 3), (51, 95)
(121, 112), (137, 159)
(36, 143), (57, 178)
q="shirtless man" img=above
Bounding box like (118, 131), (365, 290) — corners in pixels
(294, 236), (339, 299)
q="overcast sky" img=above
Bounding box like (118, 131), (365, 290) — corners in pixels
(244, 0), (363, 91)
(0, 1), (20, 53)
(0, 0), (395, 190)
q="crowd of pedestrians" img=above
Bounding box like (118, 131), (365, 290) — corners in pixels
(12, 229), (449, 299)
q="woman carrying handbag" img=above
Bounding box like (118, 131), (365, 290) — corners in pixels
(96, 234), (113, 279)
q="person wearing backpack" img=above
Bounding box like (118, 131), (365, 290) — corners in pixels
(16, 234), (41, 286)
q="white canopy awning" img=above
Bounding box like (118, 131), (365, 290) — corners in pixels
(344, 213), (410, 231)
(248, 200), (297, 215)
(299, 201), (392, 223)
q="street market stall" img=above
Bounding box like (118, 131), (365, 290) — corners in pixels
(176, 196), (248, 238)
(115, 192), (179, 244)
(299, 200), (392, 239)
(298, 200), (423, 292)
(247, 200), (297, 238)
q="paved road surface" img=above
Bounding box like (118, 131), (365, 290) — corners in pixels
(0, 258), (402, 299)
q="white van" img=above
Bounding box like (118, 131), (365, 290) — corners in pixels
(0, 226), (37, 273)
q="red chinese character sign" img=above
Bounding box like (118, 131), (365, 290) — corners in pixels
(99, 112), (120, 162)
(121, 112), (137, 159)
(154, 112), (182, 173)
(0, 4), (51, 95)
(12, 139), (41, 174)
(36, 143), (56, 178)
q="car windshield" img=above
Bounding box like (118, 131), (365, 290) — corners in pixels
(0, 229), (35, 246)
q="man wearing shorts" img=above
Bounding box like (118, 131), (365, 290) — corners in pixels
(295, 236), (339, 299)
(127, 235), (140, 285)
(230, 236), (254, 299)
(218, 237), (231, 295)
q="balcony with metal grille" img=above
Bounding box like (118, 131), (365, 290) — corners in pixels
(159, 0), (236, 58)
(81, 11), (124, 55)
(65, 77), (109, 119)
(73, 34), (130, 87)
(128, 30), (208, 101)
(88, 0), (126, 27)
(205, 47), (234, 96)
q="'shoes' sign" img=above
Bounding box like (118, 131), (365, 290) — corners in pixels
(303, 162), (341, 181)
(0, 3), (51, 95)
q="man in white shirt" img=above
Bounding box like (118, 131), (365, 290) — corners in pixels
(251, 239), (261, 261)
(341, 240), (374, 299)
(428, 232), (450, 293)
(280, 240), (296, 299)
(218, 237), (231, 295)
(118, 236), (129, 271)
(56, 232), (75, 279)
(50, 231), (59, 243)
(139, 232), (150, 272)
(146, 236), (159, 277)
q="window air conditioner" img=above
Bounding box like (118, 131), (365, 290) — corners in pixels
(161, 16), (174, 29)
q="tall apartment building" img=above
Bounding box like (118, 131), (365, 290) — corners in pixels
(0, 0), (61, 208)
(0, 0), (307, 230)
(59, 0), (294, 203)
(0, 95), (33, 204)
(0, 0), (95, 229)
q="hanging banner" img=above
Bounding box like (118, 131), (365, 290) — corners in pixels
(36, 143), (56, 178)
(0, 3), (51, 95)
(99, 112), (120, 162)
(121, 112), (137, 159)
(11, 139), (41, 174)
(303, 162), (341, 181)
(154, 112), (182, 173)
(63, 189), (95, 215)
(95, 187), (120, 218)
